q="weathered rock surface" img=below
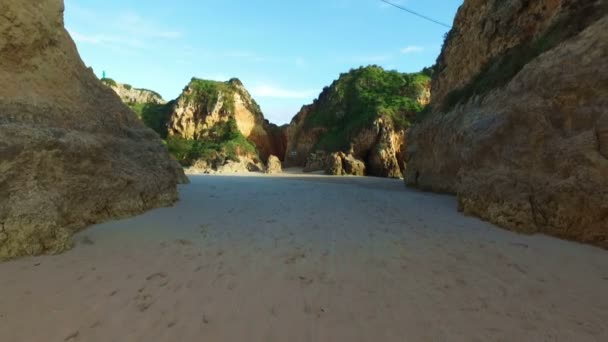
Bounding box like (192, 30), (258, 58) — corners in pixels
(104, 80), (165, 105)
(284, 66), (429, 178)
(168, 78), (282, 162)
(406, 1), (608, 247)
(187, 157), (263, 175)
(326, 152), (366, 176)
(352, 118), (405, 178)
(303, 151), (328, 173)
(265, 155), (282, 174)
(0, 0), (186, 260)
(326, 153), (344, 176)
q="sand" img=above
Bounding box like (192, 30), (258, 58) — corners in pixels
(1, 171), (607, 341)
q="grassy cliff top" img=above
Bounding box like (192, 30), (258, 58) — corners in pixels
(302, 65), (430, 151)
(183, 78), (263, 118)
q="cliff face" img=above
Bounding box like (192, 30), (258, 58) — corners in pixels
(284, 66), (430, 178)
(0, 0), (187, 260)
(406, 0), (608, 247)
(103, 79), (166, 105)
(167, 78), (282, 163)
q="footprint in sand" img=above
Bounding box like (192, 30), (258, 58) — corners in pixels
(134, 293), (153, 312)
(174, 239), (193, 246)
(298, 276), (314, 287)
(80, 236), (94, 245)
(146, 272), (170, 287)
(64, 331), (79, 341)
(284, 249), (307, 265)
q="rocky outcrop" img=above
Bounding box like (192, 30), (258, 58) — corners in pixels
(168, 78), (281, 162)
(187, 157), (263, 175)
(103, 80), (165, 105)
(303, 151), (328, 172)
(351, 118), (406, 178)
(406, 0), (608, 247)
(0, 0), (186, 260)
(284, 66), (429, 178)
(326, 152), (366, 176)
(265, 155), (282, 174)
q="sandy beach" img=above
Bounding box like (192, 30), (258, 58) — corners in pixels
(1, 171), (607, 341)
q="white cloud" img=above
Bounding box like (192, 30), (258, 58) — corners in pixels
(69, 31), (145, 49)
(250, 85), (317, 99)
(65, 3), (181, 51)
(400, 45), (424, 54)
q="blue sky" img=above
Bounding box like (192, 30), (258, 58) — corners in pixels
(65, 0), (462, 124)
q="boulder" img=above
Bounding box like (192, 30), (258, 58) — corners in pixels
(325, 152), (365, 176)
(303, 151), (327, 172)
(342, 154), (366, 176)
(265, 155), (282, 174)
(326, 153), (344, 176)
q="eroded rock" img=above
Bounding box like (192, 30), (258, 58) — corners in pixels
(265, 155), (282, 174)
(0, 0), (186, 260)
(325, 152), (366, 176)
(406, 1), (608, 247)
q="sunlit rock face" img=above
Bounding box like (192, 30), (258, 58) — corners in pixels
(406, 0), (608, 247)
(167, 78), (285, 163)
(105, 81), (166, 105)
(284, 66), (430, 178)
(0, 0), (186, 260)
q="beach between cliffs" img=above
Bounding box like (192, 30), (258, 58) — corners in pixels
(1, 171), (607, 341)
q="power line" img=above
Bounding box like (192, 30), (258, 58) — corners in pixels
(380, 0), (452, 29)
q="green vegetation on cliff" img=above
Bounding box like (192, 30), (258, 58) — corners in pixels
(185, 78), (263, 117)
(303, 66), (430, 151)
(100, 77), (117, 87)
(439, 2), (608, 112)
(128, 102), (173, 138)
(166, 118), (257, 166)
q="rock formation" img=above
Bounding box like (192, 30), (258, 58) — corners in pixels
(188, 158), (263, 175)
(326, 152), (366, 176)
(405, 0), (608, 247)
(265, 155), (282, 174)
(103, 79), (165, 105)
(303, 151), (328, 172)
(284, 66), (430, 178)
(167, 78), (283, 164)
(0, 0), (187, 260)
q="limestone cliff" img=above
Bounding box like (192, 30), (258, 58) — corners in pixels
(284, 66), (430, 178)
(167, 78), (283, 168)
(406, 0), (608, 247)
(103, 79), (166, 105)
(0, 0), (187, 260)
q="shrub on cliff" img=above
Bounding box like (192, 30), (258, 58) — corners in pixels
(165, 118), (257, 166)
(303, 65), (429, 151)
(100, 77), (117, 87)
(129, 101), (174, 139)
